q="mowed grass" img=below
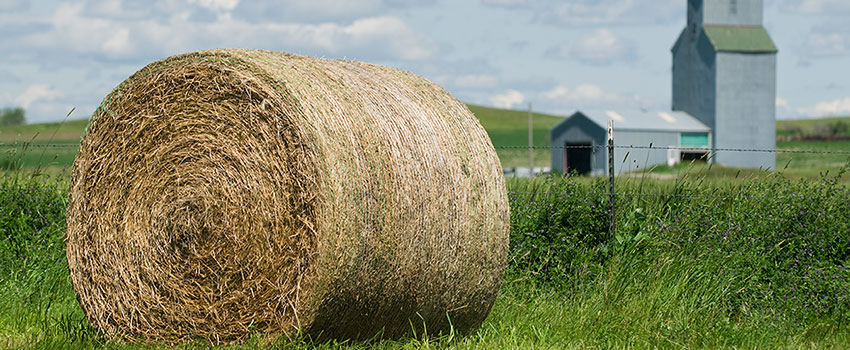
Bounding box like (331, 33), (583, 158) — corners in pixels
(467, 104), (563, 168)
(777, 140), (850, 175)
(3, 109), (848, 175)
(634, 139), (850, 183)
(0, 118), (88, 142)
(1, 119), (86, 173)
(0, 106), (565, 170)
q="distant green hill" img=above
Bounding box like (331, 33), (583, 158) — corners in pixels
(777, 116), (850, 140)
(0, 105), (566, 145)
(0, 118), (89, 142)
(2, 108), (849, 172)
(0, 105), (566, 169)
(466, 104), (563, 147)
(466, 104), (564, 167)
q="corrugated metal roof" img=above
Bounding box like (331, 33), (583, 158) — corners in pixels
(581, 110), (711, 132)
(703, 25), (777, 53)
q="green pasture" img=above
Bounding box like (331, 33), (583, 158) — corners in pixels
(0, 105), (566, 170)
(629, 140), (850, 183)
(0, 118), (88, 142)
(467, 104), (562, 168)
(2, 108), (849, 179)
(2, 108), (850, 348)
(0, 118), (86, 173)
(3, 168), (850, 348)
(777, 116), (850, 139)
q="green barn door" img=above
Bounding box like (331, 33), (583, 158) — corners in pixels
(681, 133), (709, 147)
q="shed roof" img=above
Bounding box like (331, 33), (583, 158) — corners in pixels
(575, 110), (711, 133)
(703, 25), (777, 53)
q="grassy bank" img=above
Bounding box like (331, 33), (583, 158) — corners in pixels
(2, 164), (849, 348)
(0, 106), (567, 170)
(777, 116), (850, 140)
(4, 110), (850, 175)
(467, 104), (563, 168)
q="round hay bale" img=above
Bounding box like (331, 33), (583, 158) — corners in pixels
(65, 49), (509, 341)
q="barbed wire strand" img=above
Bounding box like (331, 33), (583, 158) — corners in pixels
(507, 191), (850, 201)
(5, 142), (850, 155)
(493, 144), (850, 155)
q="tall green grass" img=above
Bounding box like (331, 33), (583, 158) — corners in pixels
(2, 165), (850, 348)
(0, 173), (95, 349)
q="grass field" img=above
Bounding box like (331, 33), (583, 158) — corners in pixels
(631, 140), (850, 183)
(777, 116), (850, 139)
(0, 118), (86, 174)
(2, 169), (850, 348)
(0, 118), (88, 142)
(466, 104), (563, 167)
(4, 109), (848, 174)
(0, 106), (566, 170)
(2, 109), (850, 348)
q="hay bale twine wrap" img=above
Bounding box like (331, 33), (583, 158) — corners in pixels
(65, 49), (509, 341)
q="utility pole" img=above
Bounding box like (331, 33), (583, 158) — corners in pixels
(528, 102), (534, 177)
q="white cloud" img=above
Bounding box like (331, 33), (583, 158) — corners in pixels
(481, 0), (529, 7)
(537, 83), (650, 115)
(0, 70), (20, 84)
(803, 32), (850, 57)
(775, 97), (799, 119)
(4, 4), (437, 63)
(454, 74), (498, 89)
(341, 16), (436, 60)
(14, 3), (140, 60)
(232, 0), (435, 23)
(551, 1), (630, 26)
(102, 27), (133, 56)
(783, 96), (850, 119)
(23, 101), (80, 124)
(803, 97), (850, 117)
(546, 0), (681, 26)
(489, 89), (525, 109)
(782, 0), (850, 14)
(0, 0), (26, 11)
(544, 84), (621, 103)
(15, 84), (62, 109)
(546, 29), (636, 65)
(480, 0), (681, 26)
(189, 0), (240, 12)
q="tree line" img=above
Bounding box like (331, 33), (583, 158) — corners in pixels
(0, 107), (25, 126)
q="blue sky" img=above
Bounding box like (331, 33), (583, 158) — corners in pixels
(0, 0), (848, 123)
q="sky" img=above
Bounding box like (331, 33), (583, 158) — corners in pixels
(0, 0), (849, 124)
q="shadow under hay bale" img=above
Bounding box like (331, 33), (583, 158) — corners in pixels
(65, 49), (509, 342)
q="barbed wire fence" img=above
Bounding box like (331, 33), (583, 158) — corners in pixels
(3, 133), (850, 239)
(493, 123), (850, 237)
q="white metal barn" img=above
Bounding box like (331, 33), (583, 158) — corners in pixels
(549, 110), (712, 176)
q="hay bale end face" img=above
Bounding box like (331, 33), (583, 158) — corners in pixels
(65, 49), (509, 341)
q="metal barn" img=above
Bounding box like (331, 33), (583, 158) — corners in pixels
(549, 110), (712, 176)
(672, 0), (777, 169)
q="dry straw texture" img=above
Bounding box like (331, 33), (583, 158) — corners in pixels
(65, 49), (509, 342)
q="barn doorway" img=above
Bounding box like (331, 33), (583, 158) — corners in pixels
(681, 151), (709, 162)
(564, 142), (592, 175)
